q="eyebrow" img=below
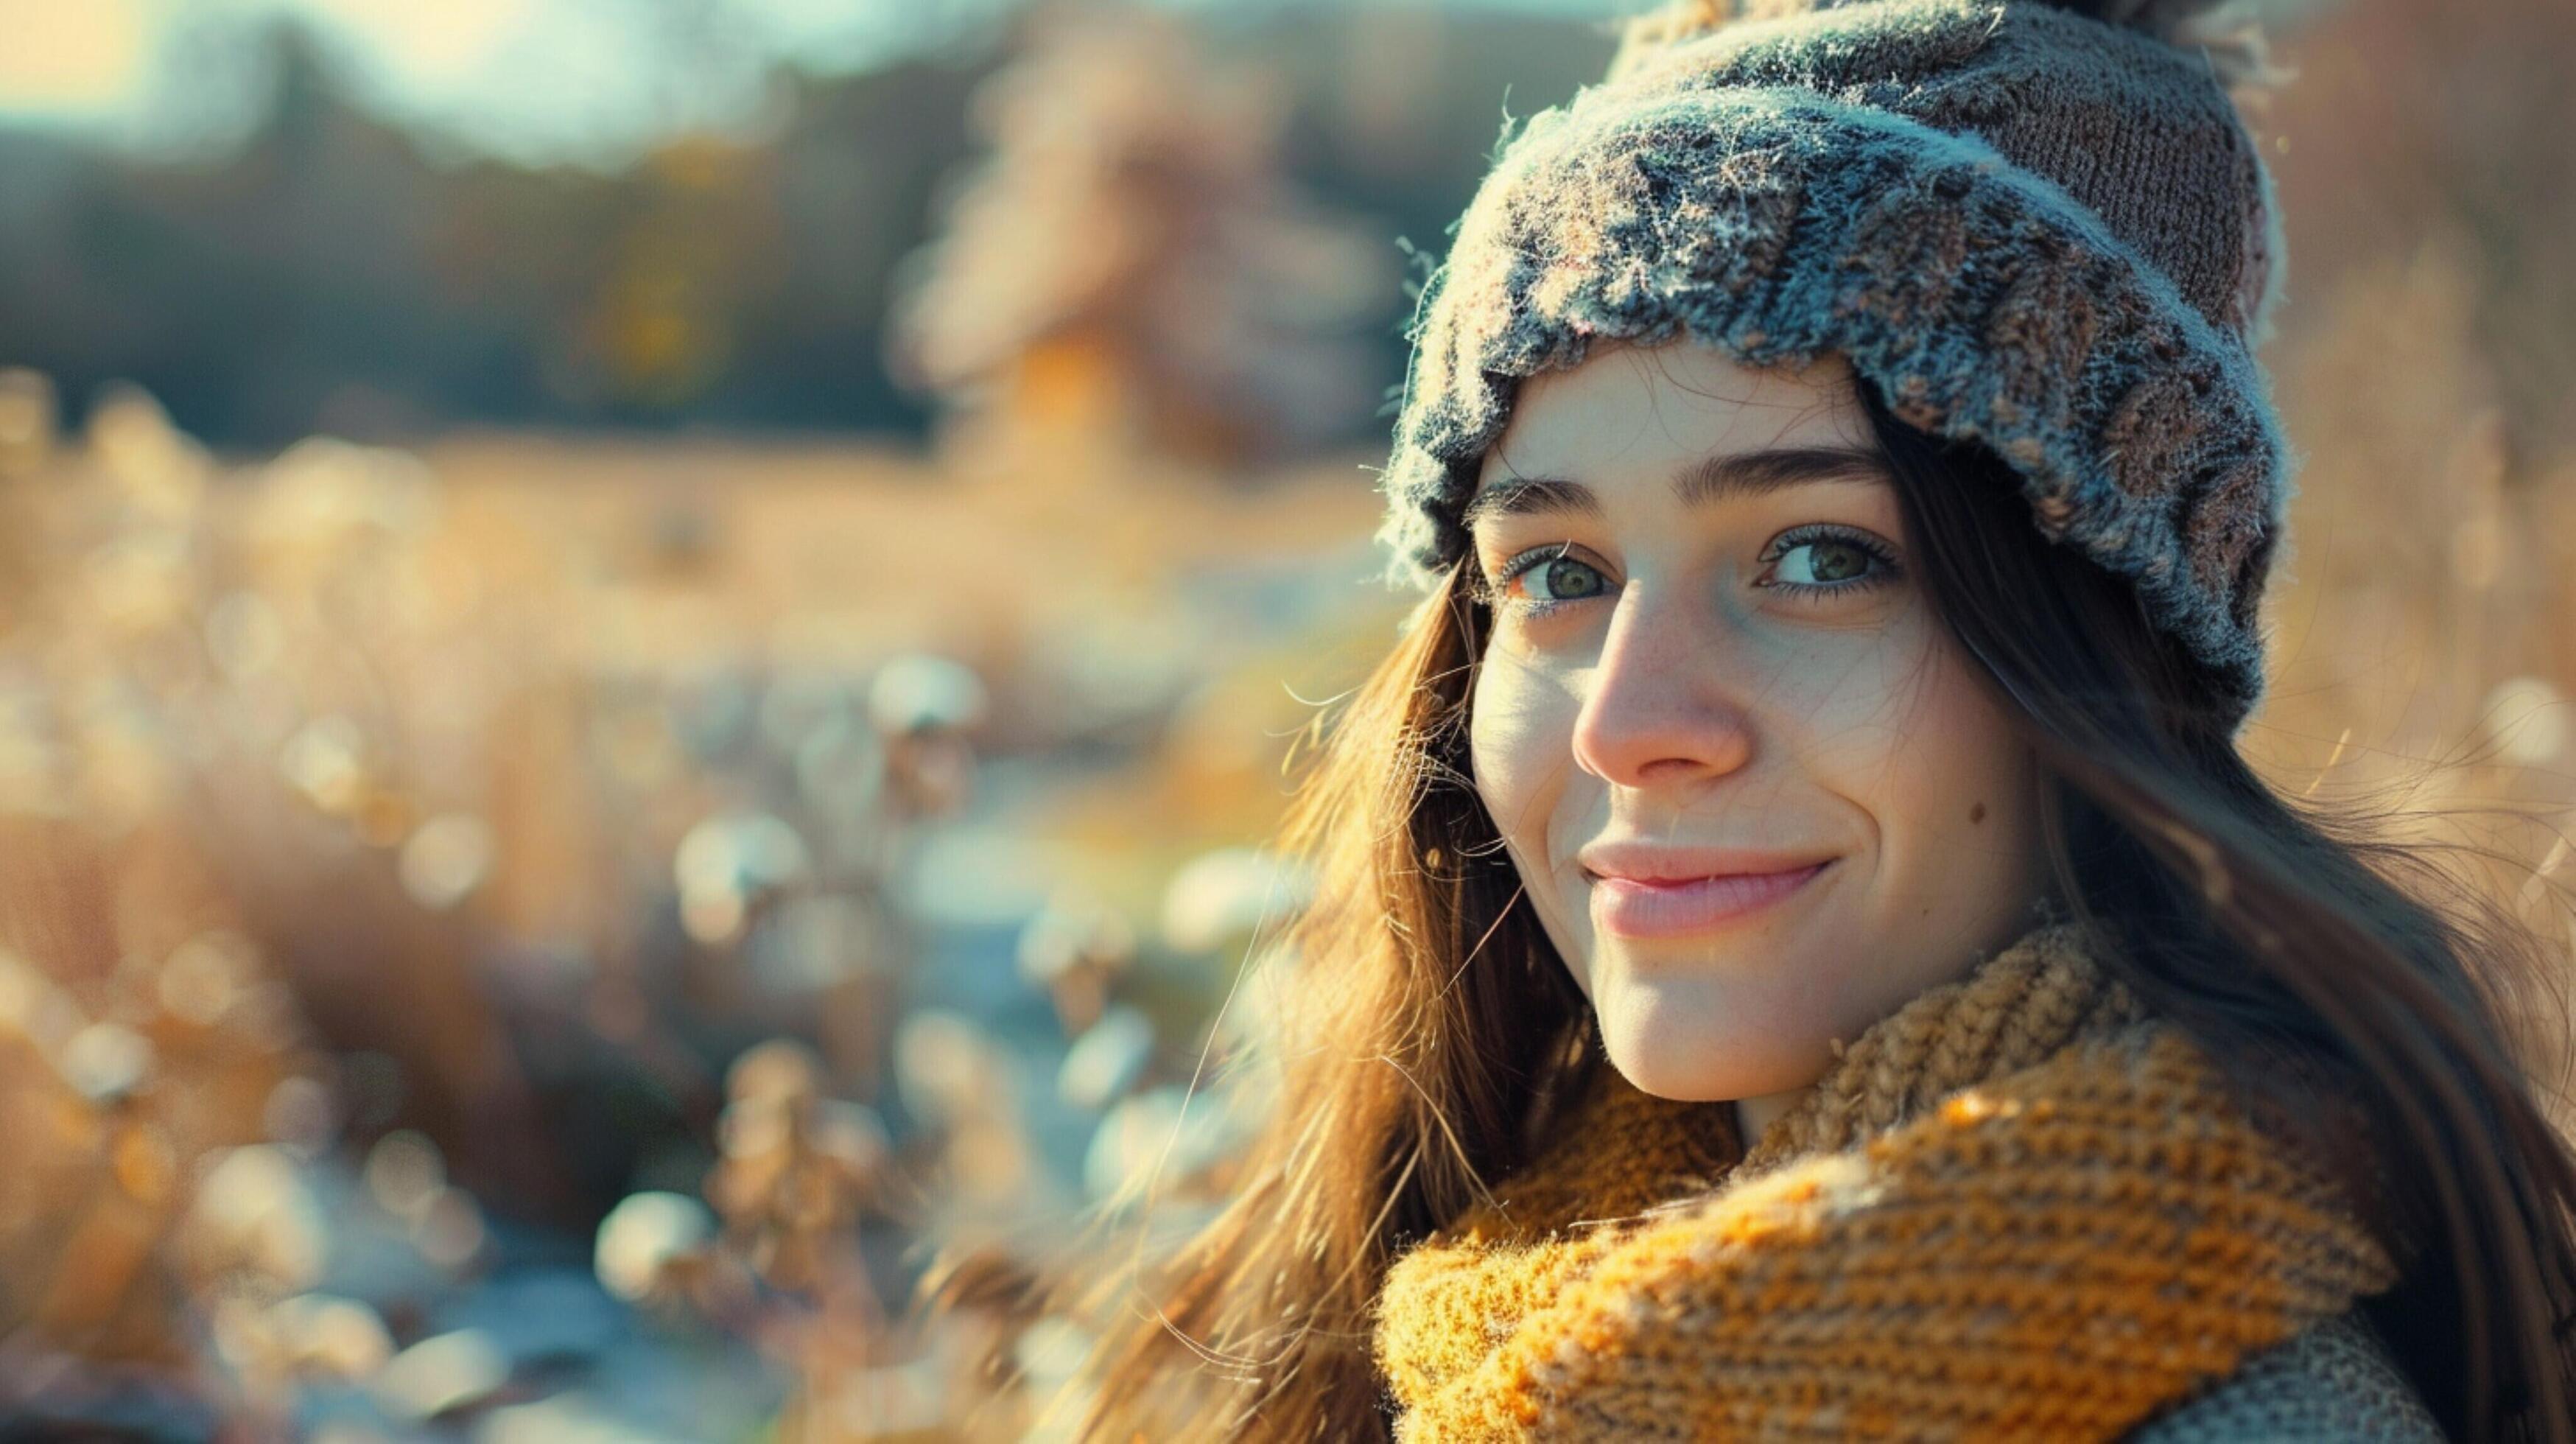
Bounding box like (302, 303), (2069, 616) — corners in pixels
(1459, 445), (1887, 530)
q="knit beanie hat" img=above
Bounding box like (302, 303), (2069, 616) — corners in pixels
(1376, 0), (2295, 728)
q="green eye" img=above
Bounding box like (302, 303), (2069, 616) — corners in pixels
(1482, 547), (1610, 616)
(1520, 555), (1607, 603)
(1775, 538), (1875, 585)
(1760, 526), (1900, 597)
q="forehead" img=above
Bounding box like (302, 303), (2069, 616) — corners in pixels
(1476, 342), (1870, 486)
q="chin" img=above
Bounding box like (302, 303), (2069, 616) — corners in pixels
(1593, 975), (1836, 1104)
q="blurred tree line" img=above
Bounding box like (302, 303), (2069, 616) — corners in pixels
(0, 7), (1616, 453)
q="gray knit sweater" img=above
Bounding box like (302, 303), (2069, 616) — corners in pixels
(2129, 1311), (2445, 1441)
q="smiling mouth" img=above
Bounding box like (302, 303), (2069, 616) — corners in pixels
(1588, 860), (1833, 939)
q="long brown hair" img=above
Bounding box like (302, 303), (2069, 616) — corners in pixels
(1041, 367), (2576, 1441)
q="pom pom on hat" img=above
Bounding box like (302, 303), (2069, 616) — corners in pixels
(1610, 0), (2292, 99)
(1618, 0), (2249, 38)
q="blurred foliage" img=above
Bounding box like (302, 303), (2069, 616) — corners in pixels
(885, 2), (1404, 469)
(0, 4), (1615, 452)
(0, 329), (1388, 1435)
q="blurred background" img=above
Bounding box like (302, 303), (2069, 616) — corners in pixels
(0, 0), (2568, 1439)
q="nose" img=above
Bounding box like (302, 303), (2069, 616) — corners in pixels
(1569, 579), (1758, 792)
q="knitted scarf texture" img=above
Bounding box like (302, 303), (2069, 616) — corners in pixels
(1370, 922), (2398, 1440)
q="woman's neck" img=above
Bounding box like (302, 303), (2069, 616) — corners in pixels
(1731, 1084), (1817, 1146)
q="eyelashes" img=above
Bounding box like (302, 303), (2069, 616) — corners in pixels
(1476, 525), (1903, 621)
(1755, 524), (1903, 598)
(1476, 543), (1604, 617)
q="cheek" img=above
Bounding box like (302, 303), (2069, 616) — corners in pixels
(1761, 621), (1944, 783)
(1797, 620), (2039, 908)
(1468, 651), (1579, 841)
(1470, 648), (1607, 1006)
(1903, 639), (2028, 811)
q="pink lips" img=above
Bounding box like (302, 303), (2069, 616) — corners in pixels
(1587, 859), (1832, 939)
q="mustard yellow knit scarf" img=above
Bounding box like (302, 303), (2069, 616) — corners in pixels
(1372, 922), (2399, 1440)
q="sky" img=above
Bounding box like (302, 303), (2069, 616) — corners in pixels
(0, 0), (1010, 165)
(0, 0), (1605, 169)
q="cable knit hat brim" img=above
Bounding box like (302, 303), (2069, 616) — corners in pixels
(1376, 1), (2297, 728)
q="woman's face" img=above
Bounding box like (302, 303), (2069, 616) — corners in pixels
(1466, 340), (2051, 1104)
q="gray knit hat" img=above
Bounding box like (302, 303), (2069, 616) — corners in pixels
(1376, 0), (2296, 728)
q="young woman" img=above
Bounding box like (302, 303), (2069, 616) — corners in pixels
(1053, 0), (2576, 1437)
